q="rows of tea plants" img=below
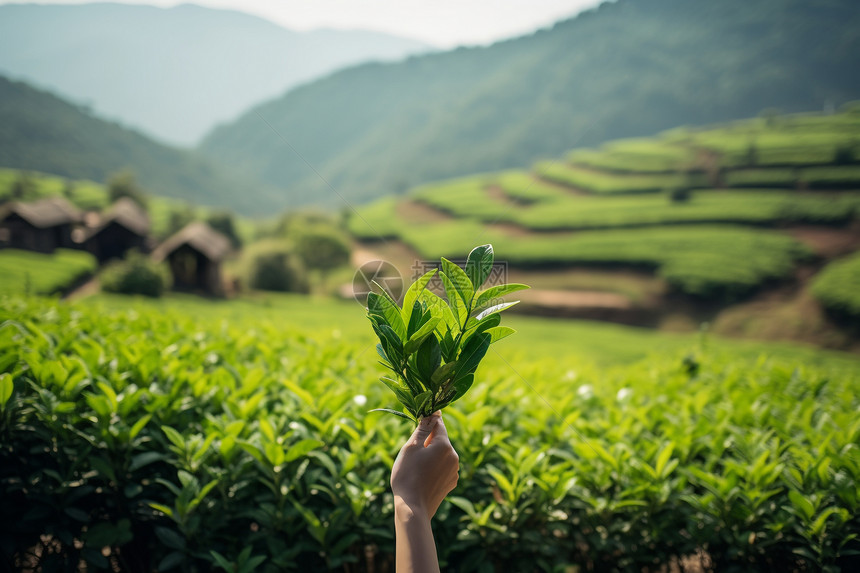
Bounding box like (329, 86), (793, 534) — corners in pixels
(0, 248), (97, 295)
(533, 162), (708, 195)
(390, 221), (809, 300)
(411, 179), (859, 230)
(2, 296), (859, 571)
(811, 251), (860, 320)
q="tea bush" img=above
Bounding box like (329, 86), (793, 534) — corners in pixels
(2, 297), (859, 571)
(242, 240), (310, 294)
(101, 251), (171, 297)
(811, 252), (860, 320)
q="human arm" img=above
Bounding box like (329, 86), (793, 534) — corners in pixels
(390, 411), (460, 573)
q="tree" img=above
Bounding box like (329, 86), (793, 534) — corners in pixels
(291, 227), (351, 274)
(244, 240), (309, 293)
(61, 179), (75, 199)
(107, 169), (147, 209)
(166, 205), (194, 237)
(206, 211), (242, 248)
(10, 172), (37, 201)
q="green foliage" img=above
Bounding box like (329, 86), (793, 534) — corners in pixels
(367, 245), (526, 421)
(100, 251), (171, 298)
(107, 169), (148, 210)
(243, 240), (309, 294)
(811, 252), (860, 320)
(288, 226), (350, 274)
(206, 211), (242, 248)
(1, 296), (860, 571)
(0, 248), (97, 295)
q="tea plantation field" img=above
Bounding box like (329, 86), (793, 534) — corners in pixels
(2, 294), (860, 571)
(348, 107), (860, 305)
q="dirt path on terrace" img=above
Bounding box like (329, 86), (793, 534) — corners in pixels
(787, 222), (860, 258)
(395, 199), (452, 224)
(64, 277), (100, 301)
(351, 239), (645, 313)
(534, 173), (592, 196)
(519, 288), (633, 310)
(485, 185), (523, 207)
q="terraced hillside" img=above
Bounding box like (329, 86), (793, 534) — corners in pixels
(348, 107), (860, 348)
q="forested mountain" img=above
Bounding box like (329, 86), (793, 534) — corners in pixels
(0, 75), (280, 213)
(200, 0), (860, 209)
(0, 3), (429, 145)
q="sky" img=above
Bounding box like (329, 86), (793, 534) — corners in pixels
(3, 0), (604, 47)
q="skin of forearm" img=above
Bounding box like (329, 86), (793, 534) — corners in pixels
(394, 496), (440, 573)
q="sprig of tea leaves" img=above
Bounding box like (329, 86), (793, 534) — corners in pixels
(366, 244), (528, 421)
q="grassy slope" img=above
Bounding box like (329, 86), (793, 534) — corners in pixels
(0, 249), (97, 295)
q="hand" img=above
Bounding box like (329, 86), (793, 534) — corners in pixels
(391, 411), (459, 519)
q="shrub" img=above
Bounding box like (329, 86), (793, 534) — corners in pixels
(291, 227), (350, 273)
(811, 252), (860, 321)
(100, 251), (170, 297)
(243, 240), (309, 293)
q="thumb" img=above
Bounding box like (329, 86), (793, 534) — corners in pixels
(412, 412), (440, 446)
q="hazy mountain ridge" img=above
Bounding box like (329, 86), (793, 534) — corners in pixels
(0, 2), (431, 145)
(0, 75), (281, 213)
(199, 0), (860, 209)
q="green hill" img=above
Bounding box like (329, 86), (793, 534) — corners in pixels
(347, 106), (860, 346)
(0, 3), (429, 145)
(0, 76), (280, 215)
(199, 0), (860, 210)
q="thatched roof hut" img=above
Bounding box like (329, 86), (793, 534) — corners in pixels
(78, 198), (151, 262)
(151, 221), (232, 295)
(0, 197), (82, 253)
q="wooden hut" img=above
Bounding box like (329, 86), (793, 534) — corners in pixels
(0, 197), (82, 253)
(151, 221), (231, 295)
(79, 198), (151, 262)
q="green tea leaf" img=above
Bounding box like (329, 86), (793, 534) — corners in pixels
(0, 373), (13, 407)
(415, 336), (442, 382)
(404, 316), (441, 355)
(465, 244), (494, 289)
(369, 408), (416, 422)
(418, 290), (459, 335)
(367, 292), (407, 341)
(439, 271), (468, 326)
(402, 269), (437, 324)
(441, 257), (474, 309)
(285, 439), (324, 463)
(474, 300), (519, 321)
(484, 326), (516, 344)
(431, 362), (457, 386)
(473, 283), (530, 312)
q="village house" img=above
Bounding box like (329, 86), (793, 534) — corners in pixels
(150, 221), (232, 296)
(77, 197), (151, 263)
(0, 197), (82, 253)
